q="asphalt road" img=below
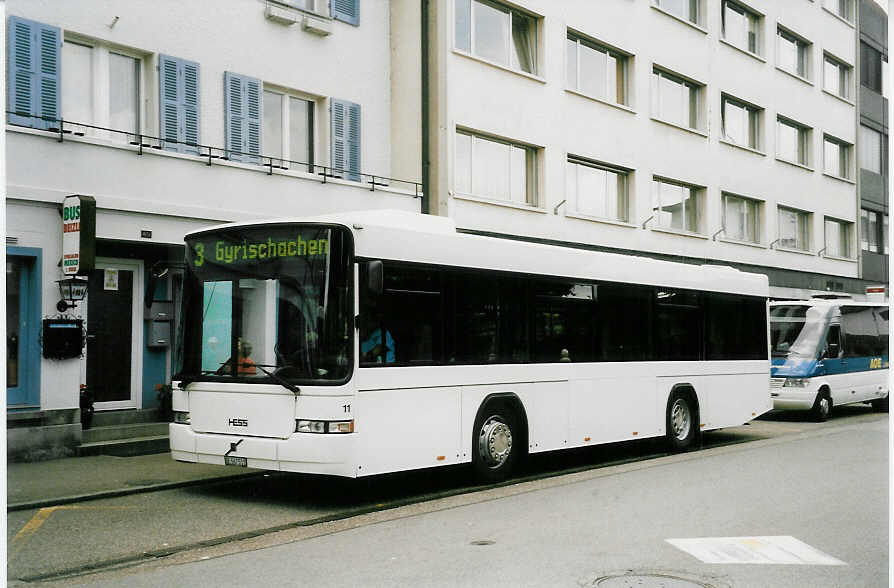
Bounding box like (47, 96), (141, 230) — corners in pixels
(8, 405), (888, 586)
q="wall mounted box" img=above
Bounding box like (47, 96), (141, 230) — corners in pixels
(303, 14), (332, 36)
(42, 318), (84, 359)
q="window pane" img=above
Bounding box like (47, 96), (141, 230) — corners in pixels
(288, 96), (311, 165)
(823, 139), (840, 176)
(724, 3), (747, 49)
(510, 145), (527, 203)
(474, 0), (509, 66)
(510, 11), (535, 73)
(580, 42), (607, 99)
(566, 37), (577, 89)
(859, 125), (882, 173)
(577, 164), (607, 217)
(777, 120), (799, 162)
(723, 100), (747, 145)
(7, 260), (21, 388)
(779, 209), (807, 250)
(825, 219), (842, 257)
(656, 180), (685, 229)
(455, 0), (471, 52)
(263, 91), (283, 161)
(62, 42), (93, 126)
(869, 210), (880, 252)
(455, 132), (472, 194)
(109, 53), (139, 135)
(471, 135), (511, 199)
(778, 32), (798, 75)
(861, 209), (871, 251)
(656, 72), (688, 127)
(658, 0), (694, 22)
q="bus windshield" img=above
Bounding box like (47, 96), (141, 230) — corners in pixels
(769, 304), (832, 359)
(177, 224), (352, 384)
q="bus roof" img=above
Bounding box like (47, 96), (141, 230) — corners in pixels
(187, 210), (769, 297)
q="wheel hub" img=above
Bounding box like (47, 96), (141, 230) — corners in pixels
(478, 417), (512, 468)
(671, 399), (691, 440)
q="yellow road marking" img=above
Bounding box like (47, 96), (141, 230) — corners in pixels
(10, 505), (136, 559)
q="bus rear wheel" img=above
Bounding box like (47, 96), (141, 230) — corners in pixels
(666, 391), (697, 452)
(472, 407), (520, 482)
(810, 391), (832, 422)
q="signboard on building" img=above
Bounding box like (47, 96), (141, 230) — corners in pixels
(61, 195), (96, 276)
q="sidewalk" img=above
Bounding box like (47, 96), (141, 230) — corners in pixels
(7, 452), (263, 512)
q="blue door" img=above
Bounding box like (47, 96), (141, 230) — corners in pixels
(7, 249), (41, 408)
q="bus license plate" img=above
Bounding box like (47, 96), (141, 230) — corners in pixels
(224, 456), (247, 467)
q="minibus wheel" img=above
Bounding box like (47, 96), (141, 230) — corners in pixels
(810, 390), (832, 422)
(666, 390), (697, 451)
(472, 406), (520, 482)
(871, 395), (889, 413)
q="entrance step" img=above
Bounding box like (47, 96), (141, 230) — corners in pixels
(79, 410), (170, 457)
(78, 434), (170, 457)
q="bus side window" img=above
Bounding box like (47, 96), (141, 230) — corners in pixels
(825, 325), (842, 358)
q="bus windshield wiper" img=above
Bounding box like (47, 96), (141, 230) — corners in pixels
(177, 371), (219, 390)
(252, 364), (302, 396)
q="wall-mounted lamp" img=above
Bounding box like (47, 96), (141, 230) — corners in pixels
(711, 227), (724, 241)
(553, 199), (566, 215)
(817, 247), (827, 257)
(56, 276), (88, 312)
(641, 214), (655, 229)
(769, 238), (781, 249)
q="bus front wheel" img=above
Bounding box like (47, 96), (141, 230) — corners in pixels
(810, 390), (832, 422)
(472, 407), (520, 482)
(665, 391), (697, 452)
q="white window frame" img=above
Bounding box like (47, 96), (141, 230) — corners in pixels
(566, 156), (630, 222)
(454, 0), (539, 75)
(777, 206), (811, 251)
(722, 192), (762, 244)
(722, 0), (762, 56)
(776, 116), (812, 167)
(61, 35), (145, 140)
(823, 0), (854, 23)
(651, 176), (703, 233)
(776, 26), (811, 81)
(721, 94), (762, 150)
(651, 66), (705, 132)
(823, 217), (853, 258)
(822, 134), (852, 180)
(262, 86), (318, 172)
(455, 128), (538, 206)
(566, 32), (630, 107)
(822, 52), (852, 100)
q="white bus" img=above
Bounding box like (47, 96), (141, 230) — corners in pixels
(770, 299), (889, 421)
(169, 210), (770, 481)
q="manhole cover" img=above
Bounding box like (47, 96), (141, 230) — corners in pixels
(584, 571), (723, 588)
(125, 479), (170, 487)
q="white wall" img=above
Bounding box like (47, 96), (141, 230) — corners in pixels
(423, 0), (859, 279)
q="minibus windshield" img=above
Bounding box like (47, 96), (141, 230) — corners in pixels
(770, 304), (832, 359)
(176, 224), (352, 384)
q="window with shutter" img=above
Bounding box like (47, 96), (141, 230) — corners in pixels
(330, 99), (361, 181)
(158, 54), (200, 154)
(7, 16), (60, 130)
(224, 72), (262, 163)
(332, 0), (359, 25)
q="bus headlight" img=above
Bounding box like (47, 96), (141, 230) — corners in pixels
(296, 420), (354, 433)
(783, 378), (810, 387)
(173, 411), (191, 424)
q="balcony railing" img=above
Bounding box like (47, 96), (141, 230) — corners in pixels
(6, 112), (423, 198)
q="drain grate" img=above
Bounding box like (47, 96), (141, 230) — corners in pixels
(582, 571), (727, 588)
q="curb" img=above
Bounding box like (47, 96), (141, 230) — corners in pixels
(7, 472), (268, 512)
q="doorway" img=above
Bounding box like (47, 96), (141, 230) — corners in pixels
(82, 258), (143, 410)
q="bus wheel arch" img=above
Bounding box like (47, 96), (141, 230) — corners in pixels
(665, 384), (699, 452)
(471, 393), (528, 482)
(810, 386), (833, 422)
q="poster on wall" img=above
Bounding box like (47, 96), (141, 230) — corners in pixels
(62, 195), (96, 276)
(103, 269), (119, 291)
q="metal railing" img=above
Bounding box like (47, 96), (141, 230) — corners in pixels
(6, 111), (423, 198)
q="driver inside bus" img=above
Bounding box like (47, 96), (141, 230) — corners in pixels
(216, 338), (257, 376)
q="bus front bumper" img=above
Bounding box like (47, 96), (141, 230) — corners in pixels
(169, 423), (356, 477)
(770, 388), (816, 411)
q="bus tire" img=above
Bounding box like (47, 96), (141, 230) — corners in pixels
(472, 404), (520, 482)
(666, 389), (697, 452)
(871, 395), (889, 413)
(810, 390), (832, 422)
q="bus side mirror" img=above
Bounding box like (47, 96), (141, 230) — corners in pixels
(367, 260), (383, 296)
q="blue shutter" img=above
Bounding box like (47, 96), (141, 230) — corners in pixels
(159, 54), (200, 154)
(7, 16), (60, 130)
(331, 99), (361, 181)
(224, 72), (262, 163)
(332, 0), (359, 26)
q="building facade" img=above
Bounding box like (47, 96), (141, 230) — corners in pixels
(5, 0), (421, 459)
(412, 0), (871, 301)
(857, 0), (889, 288)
